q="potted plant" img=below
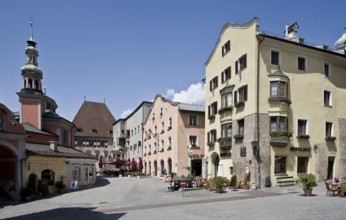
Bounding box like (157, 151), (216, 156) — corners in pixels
(213, 176), (224, 193)
(55, 180), (65, 193)
(20, 186), (33, 201)
(229, 175), (237, 191)
(297, 173), (318, 196)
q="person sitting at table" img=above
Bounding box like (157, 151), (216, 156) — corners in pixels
(332, 177), (340, 186)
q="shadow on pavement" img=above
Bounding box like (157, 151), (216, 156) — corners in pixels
(4, 207), (126, 220)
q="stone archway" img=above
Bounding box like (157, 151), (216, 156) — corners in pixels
(154, 160), (158, 176)
(148, 161), (151, 176)
(160, 159), (165, 176)
(0, 142), (19, 198)
(210, 152), (220, 178)
(28, 173), (38, 195)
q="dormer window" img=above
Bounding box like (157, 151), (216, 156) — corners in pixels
(77, 128), (83, 132)
(92, 129), (97, 133)
(222, 40), (231, 56)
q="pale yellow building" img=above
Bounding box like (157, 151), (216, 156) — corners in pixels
(205, 17), (346, 188)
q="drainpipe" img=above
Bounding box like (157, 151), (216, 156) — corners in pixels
(256, 33), (265, 189)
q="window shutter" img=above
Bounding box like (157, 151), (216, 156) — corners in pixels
(221, 71), (224, 83)
(244, 54), (247, 68)
(216, 76), (218, 88)
(234, 90), (238, 104)
(208, 105), (211, 116)
(235, 61), (238, 74)
(244, 85), (248, 101)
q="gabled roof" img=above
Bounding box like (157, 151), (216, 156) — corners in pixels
(73, 101), (116, 138)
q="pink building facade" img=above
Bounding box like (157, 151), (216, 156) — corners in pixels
(142, 95), (205, 177)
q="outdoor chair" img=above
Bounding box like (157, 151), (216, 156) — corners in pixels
(325, 181), (338, 196)
(338, 182), (346, 197)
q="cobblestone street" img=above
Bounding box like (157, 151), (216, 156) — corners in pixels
(1, 176), (345, 220)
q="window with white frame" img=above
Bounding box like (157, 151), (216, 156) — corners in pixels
(297, 56), (306, 71)
(208, 102), (218, 117)
(221, 66), (231, 83)
(221, 92), (233, 108)
(208, 129), (217, 143)
(168, 137), (172, 148)
(161, 140), (164, 149)
(222, 40), (230, 56)
(325, 122), (333, 137)
(297, 119), (308, 136)
(189, 114), (198, 126)
(221, 123), (232, 138)
(270, 116), (288, 133)
(209, 76), (218, 91)
(189, 135), (197, 147)
(271, 49), (280, 66)
(324, 90), (332, 107)
(324, 63), (331, 77)
(270, 81), (288, 98)
(235, 54), (247, 74)
(234, 85), (248, 105)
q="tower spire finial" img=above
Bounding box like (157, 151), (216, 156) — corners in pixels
(29, 15), (34, 41)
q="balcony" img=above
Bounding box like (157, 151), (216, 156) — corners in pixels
(270, 132), (292, 147)
(207, 142), (215, 147)
(297, 134), (310, 139)
(217, 137), (232, 150)
(268, 97), (291, 105)
(218, 107), (233, 115)
(208, 114), (216, 120)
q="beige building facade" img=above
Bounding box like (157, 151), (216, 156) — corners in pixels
(205, 17), (346, 187)
(143, 95), (205, 177)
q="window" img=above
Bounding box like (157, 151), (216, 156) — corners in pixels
(325, 122), (333, 137)
(168, 117), (172, 129)
(270, 116), (288, 133)
(297, 157), (308, 174)
(208, 129), (217, 143)
(161, 140), (164, 149)
(271, 50), (280, 65)
(238, 119), (244, 136)
(324, 63), (331, 77)
(297, 56), (306, 71)
(297, 119), (308, 135)
(91, 129), (97, 133)
(208, 102), (218, 117)
(189, 136), (197, 146)
(324, 90), (332, 107)
(63, 130), (68, 144)
(160, 107), (163, 116)
(189, 115), (198, 126)
(0, 110), (4, 131)
(270, 81), (287, 98)
(168, 137), (172, 148)
(209, 76), (218, 91)
(41, 169), (55, 185)
(235, 54), (247, 74)
(222, 40), (230, 56)
(234, 85), (248, 105)
(221, 66), (231, 83)
(221, 123), (232, 138)
(275, 156), (286, 174)
(221, 92), (232, 109)
(77, 128), (83, 132)
(161, 122), (164, 133)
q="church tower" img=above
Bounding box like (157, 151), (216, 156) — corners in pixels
(17, 18), (45, 129)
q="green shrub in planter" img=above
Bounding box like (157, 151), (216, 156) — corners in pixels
(213, 176), (224, 188)
(230, 175), (237, 189)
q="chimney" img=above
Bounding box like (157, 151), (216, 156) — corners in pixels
(50, 141), (58, 151)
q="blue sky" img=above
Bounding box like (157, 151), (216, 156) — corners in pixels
(1, 0), (345, 121)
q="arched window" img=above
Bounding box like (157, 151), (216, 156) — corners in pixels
(41, 169), (54, 185)
(28, 79), (33, 88)
(72, 166), (81, 181)
(34, 80), (38, 89)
